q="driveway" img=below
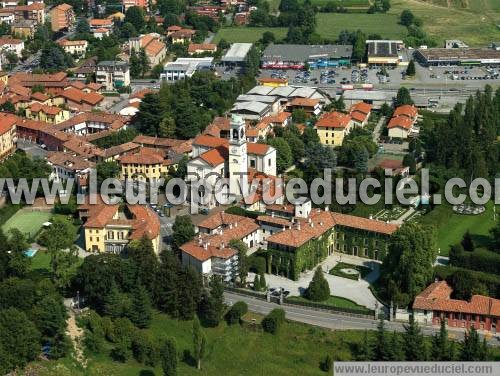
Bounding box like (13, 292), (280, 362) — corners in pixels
(257, 253), (383, 310)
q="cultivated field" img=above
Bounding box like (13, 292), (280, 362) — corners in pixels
(1, 209), (51, 239)
(316, 13), (408, 40)
(213, 27), (288, 43)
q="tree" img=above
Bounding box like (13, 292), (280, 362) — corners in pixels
(373, 316), (390, 360)
(461, 230), (475, 252)
(198, 275), (224, 327)
(406, 59), (416, 76)
(400, 9), (415, 26)
(253, 274), (260, 291)
(259, 273), (267, 291)
(130, 284), (153, 329)
(460, 327), (487, 361)
(159, 115), (176, 138)
(127, 236), (159, 292)
(177, 266), (202, 320)
(229, 239), (248, 286)
(0, 308), (41, 369)
(389, 331), (405, 361)
(261, 31), (275, 45)
(40, 42), (73, 70)
(129, 49), (141, 78)
(160, 338), (177, 376)
(138, 48), (149, 77)
(320, 354), (332, 372)
(403, 315), (426, 360)
(432, 320), (454, 361)
(192, 316), (206, 370)
(75, 18), (90, 34)
(125, 6), (145, 32)
(380, 102), (392, 117)
(225, 301), (248, 325)
(0, 100), (15, 113)
(154, 252), (180, 317)
(306, 268), (330, 302)
(267, 137), (293, 173)
(292, 108), (307, 123)
(357, 329), (373, 360)
(31, 294), (67, 339)
(103, 282), (124, 319)
(172, 215), (195, 252)
(261, 308), (285, 334)
(96, 161), (120, 188)
(395, 87), (414, 106)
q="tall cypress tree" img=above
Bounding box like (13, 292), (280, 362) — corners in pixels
(460, 327), (488, 361)
(161, 338), (177, 376)
(389, 331), (405, 361)
(432, 320), (454, 361)
(130, 284), (152, 329)
(373, 316), (391, 360)
(403, 316), (426, 360)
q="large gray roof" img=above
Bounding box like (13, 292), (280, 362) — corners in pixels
(262, 44), (353, 62)
(222, 43), (253, 62)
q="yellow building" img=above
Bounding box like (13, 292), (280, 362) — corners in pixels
(0, 113), (17, 160)
(0, 71), (8, 86)
(25, 103), (70, 124)
(315, 111), (353, 146)
(258, 77), (288, 87)
(80, 201), (161, 254)
(119, 150), (171, 183)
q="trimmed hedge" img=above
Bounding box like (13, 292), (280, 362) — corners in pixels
(449, 246), (500, 275)
(225, 206), (265, 219)
(225, 301), (248, 325)
(285, 297), (374, 317)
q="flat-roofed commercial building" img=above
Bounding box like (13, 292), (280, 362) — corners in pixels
(262, 44), (352, 69)
(160, 57), (213, 81)
(221, 43), (253, 66)
(414, 47), (500, 66)
(366, 40), (405, 66)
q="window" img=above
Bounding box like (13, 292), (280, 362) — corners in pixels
(363, 248), (368, 257)
(268, 159), (271, 167)
(250, 159), (256, 168)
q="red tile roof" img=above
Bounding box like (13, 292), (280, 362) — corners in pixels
(119, 150), (164, 165)
(257, 215), (292, 227)
(316, 111), (351, 129)
(197, 212), (248, 230)
(393, 104), (418, 119)
(193, 134), (229, 149)
(413, 281), (500, 317)
(0, 112), (17, 136)
(350, 102), (372, 115)
(199, 147), (227, 166)
(247, 142), (271, 156)
(387, 116), (414, 130)
(258, 77), (288, 84)
(29, 102), (62, 116)
(289, 98), (319, 107)
(188, 43), (217, 53)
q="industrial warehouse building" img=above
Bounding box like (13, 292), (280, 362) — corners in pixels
(414, 48), (500, 66)
(261, 44), (352, 69)
(366, 40), (405, 66)
(221, 43), (253, 67)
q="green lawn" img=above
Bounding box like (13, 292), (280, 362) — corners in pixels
(316, 13), (408, 40)
(389, 0), (500, 46)
(329, 262), (372, 280)
(30, 250), (52, 271)
(213, 27), (288, 43)
(1, 210), (52, 239)
(28, 312), (370, 375)
(288, 295), (369, 310)
(418, 201), (497, 256)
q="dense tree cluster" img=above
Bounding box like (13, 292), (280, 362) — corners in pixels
(306, 268), (331, 301)
(132, 73), (243, 139)
(424, 86), (500, 180)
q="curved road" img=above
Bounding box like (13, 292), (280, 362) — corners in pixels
(224, 291), (500, 347)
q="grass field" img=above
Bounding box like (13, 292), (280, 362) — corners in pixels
(288, 295), (370, 310)
(28, 312), (370, 375)
(213, 27), (288, 43)
(418, 201), (497, 256)
(389, 0), (500, 46)
(1, 210), (52, 239)
(316, 13), (408, 40)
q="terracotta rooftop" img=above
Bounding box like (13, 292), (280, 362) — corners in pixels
(56, 112), (127, 132)
(119, 149), (165, 165)
(393, 104), (418, 119)
(258, 77), (288, 84)
(130, 88), (156, 100)
(266, 203), (294, 214)
(199, 147), (227, 166)
(257, 215), (293, 227)
(29, 102), (62, 116)
(350, 102), (373, 115)
(193, 134), (229, 149)
(63, 137), (104, 159)
(197, 212), (249, 230)
(144, 39), (166, 57)
(387, 116), (414, 130)
(0, 112), (18, 136)
(89, 18), (113, 27)
(59, 87), (104, 106)
(47, 151), (95, 171)
(289, 97), (320, 107)
(30, 91), (50, 102)
(413, 281), (500, 317)
(103, 142), (140, 158)
(316, 111), (351, 129)
(247, 142), (271, 156)
(188, 43), (217, 53)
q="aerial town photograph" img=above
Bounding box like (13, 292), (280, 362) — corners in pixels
(0, 0), (499, 375)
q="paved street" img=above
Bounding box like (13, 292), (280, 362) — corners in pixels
(224, 291), (500, 346)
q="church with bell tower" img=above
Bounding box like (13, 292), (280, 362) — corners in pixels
(228, 115), (248, 198)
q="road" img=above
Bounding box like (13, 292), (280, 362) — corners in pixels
(224, 291), (500, 346)
(372, 115), (385, 143)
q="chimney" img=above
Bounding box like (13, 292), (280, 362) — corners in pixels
(235, 222), (238, 227)
(325, 206), (329, 212)
(203, 242), (208, 250)
(271, 212), (275, 217)
(297, 223), (301, 231)
(310, 222), (314, 228)
(220, 241), (225, 249)
(369, 214), (373, 220)
(320, 221), (323, 226)
(229, 223), (233, 229)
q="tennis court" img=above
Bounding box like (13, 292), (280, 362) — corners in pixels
(1, 209), (52, 239)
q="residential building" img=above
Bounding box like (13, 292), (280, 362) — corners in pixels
(160, 57), (213, 81)
(286, 97), (322, 116)
(11, 19), (36, 38)
(89, 18), (113, 32)
(132, 134), (192, 155)
(0, 1), (18, 7)
(169, 28), (196, 44)
(180, 212), (261, 282)
(53, 87), (104, 112)
(8, 72), (69, 95)
(0, 112), (17, 160)
(96, 61), (130, 91)
(315, 111), (353, 146)
(57, 39), (88, 57)
(0, 37), (24, 57)
(187, 43), (217, 55)
(25, 103), (70, 124)
(47, 151), (95, 188)
(119, 148), (171, 183)
(50, 3), (74, 32)
(79, 201), (161, 254)
(122, 0), (147, 11)
(12, 3), (45, 24)
(129, 33), (167, 66)
(412, 280), (500, 332)
(387, 104), (419, 139)
(0, 9), (15, 24)
(262, 44), (352, 69)
(55, 112), (128, 136)
(93, 28), (110, 39)
(349, 102), (372, 127)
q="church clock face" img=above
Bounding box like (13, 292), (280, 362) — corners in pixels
(231, 147), (239, 154)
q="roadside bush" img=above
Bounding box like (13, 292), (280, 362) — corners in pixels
(261, 308), (285, 334)
(225, 301), (248, 325)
